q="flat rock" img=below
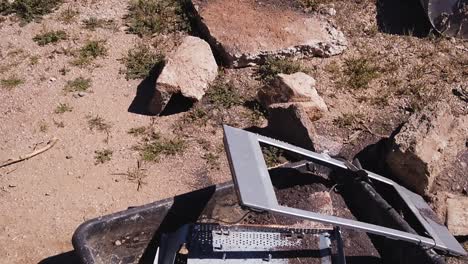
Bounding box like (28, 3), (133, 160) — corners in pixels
(192, 0), (347, 67)
(446, 197), (468, 236)
(151, 36), (218, 114)
(386, 102), (468, 195)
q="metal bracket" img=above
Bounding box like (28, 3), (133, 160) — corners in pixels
(222, 125), (466, 256)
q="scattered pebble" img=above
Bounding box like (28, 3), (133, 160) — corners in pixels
(325, 8), (336, 16)
(460, 161), (466, 169)
(66, 155), (72, 159)
(49, 77), (57, 82)
(114, 240), (122, 246)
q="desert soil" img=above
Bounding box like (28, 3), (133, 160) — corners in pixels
(0, 0), (467, 264)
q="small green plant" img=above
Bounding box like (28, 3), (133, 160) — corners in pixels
(206, 77), (243, 109)
(29, 55), (40, 65)
(125, 0), (191, 37)
(59, 67), (70, 75)
(186, 107), (208, 123)
(343, 57), (379, 89)
(333, 113), (365, 128)
(87, 115), (111, 132)
(261, 145), (287, 168)
(128, 126), (147, 136)
(53, 119), (65, 128)
(71, 40), (107, 67)
(39, 121), (48, 132)
(300, 0), (319, 10)
(54, 103), (72, 114)
(82, 17), (114, 30)
(244, 102), (267, 126)
(59, 6), (79, 24)
(33, 30), (67, 46)
(120, 44), (164, 80)
(1, 0), (64, 23)
(64, 77), (91, 92)
(258, 57), (306, 83)
(94, 149), (113, 164)
(202, 153), (220, 170)
(1, 76), (24, 89)
(135, 131), (186, 162)
(113, 161), (148, 191)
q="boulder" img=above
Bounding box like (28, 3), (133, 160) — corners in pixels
(446, 196), (468, 236)
(191, 0), (347, 67)
(150, 36), (218, 114)
(386, 102), (468, 195)
(260, 72), (339, 154)
(267, 102), (342, 155)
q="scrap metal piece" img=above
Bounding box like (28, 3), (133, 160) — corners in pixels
(187, 224), (342, 264)
(222, 125), (467, 256)
(421, 0), (468, 39)
(158, 224), (344, 264)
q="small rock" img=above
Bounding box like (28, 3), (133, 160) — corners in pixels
(386, 102), (468, 195)
(325, 8), (336, 16)
(49, 77), (57, 82)
(65, 155), (72, 159)
(446, 197), (468, 236)
(114, 240), (122, 246)
(8, 184), (16, 188)
(150, 36), (218, 115)
(258, 72), (328, 121)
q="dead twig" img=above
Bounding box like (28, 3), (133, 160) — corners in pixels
(0, 138), (58, 168)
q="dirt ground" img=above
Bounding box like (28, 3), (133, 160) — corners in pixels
(0, 0), (467, 264)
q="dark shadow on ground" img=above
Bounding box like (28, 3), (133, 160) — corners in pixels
(159, 93), (194, 116)
(128, 63), (164, 116)
(38, 251), (80, 264)
(376, 0), (432, 37)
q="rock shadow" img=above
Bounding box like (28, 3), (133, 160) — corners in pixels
(376, 0), (432, 37)
(38, 251), (80, 264)
(128, 63), (164, 116)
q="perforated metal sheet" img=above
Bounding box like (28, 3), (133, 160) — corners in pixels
(212, 231), (313, 252)
(186, 224), (337, 264)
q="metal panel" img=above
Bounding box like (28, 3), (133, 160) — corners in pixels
(223, 125), (466, 256)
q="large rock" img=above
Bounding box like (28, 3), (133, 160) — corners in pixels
(151, 36), (218, 114)
(386, 102), (468, 195)
(267, 102), (342, 155)
(260, 72), (339, 154)
(191, 0), (347, 67)
(446, 197), (468, 236)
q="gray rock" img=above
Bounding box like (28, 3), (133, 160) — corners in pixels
(258, 72), (328, 121)
(386, 102), (468, 195)
(267, 102), (342, 155)
(192, 0), (347, 67)
(446, 197), (468, 236)
(150, 36), (218, 114)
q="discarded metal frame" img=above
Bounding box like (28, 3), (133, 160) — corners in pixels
(156, 224), (346, 264)
(222, 125), (467, 257)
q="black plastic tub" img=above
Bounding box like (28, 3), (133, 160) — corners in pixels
(72, 182), (236, 264)
(72, 164), (447, 264)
